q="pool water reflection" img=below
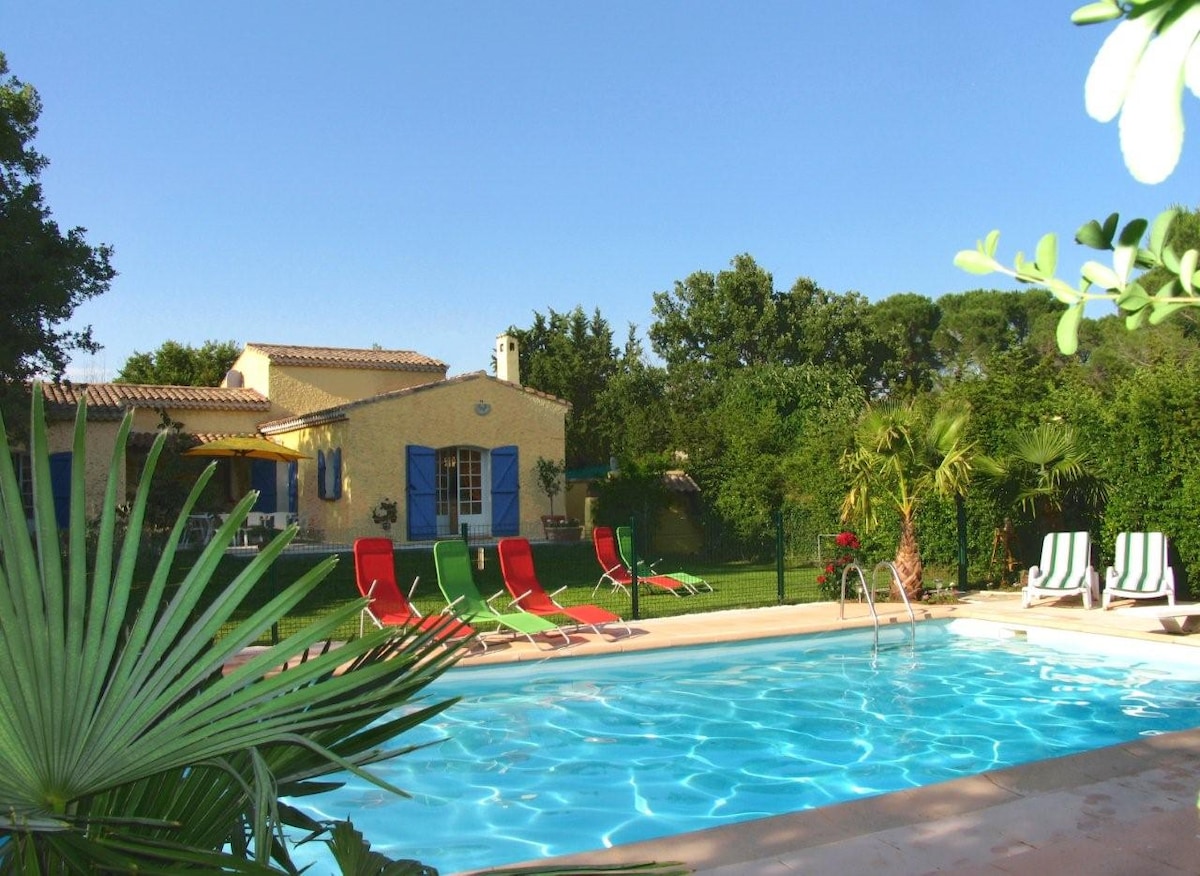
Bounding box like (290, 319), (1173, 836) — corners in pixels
(293, 620), (1200, 874)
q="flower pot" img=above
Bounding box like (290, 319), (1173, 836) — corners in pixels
(541, 515), (568, 538)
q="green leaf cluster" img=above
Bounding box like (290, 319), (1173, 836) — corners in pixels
(956, 2), (1200, 351)
(0, 53), (114, 391)
(955, 210), (1200, 354)
(116, 339), (241, 387)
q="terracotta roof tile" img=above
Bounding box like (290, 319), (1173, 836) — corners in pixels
(40, 383), (271, 420)
(127, 430), (259, 450)
(245, 342), (447, 373)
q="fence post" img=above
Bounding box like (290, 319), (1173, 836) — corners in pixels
(956, 495), (968, 590)
(629, 516), (640, 621)
(460, 522), (469, 544)
(775, 510), (785, 604)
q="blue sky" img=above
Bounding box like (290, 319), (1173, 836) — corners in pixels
(7, 2), (1200, 381)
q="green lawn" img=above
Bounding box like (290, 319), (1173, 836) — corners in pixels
(194, 539), (825, 645)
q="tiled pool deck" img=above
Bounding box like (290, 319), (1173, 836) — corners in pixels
(452, 594), (1200, 875)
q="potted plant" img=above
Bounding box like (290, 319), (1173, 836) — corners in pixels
(535, 456), (566, 535)
(371, 497), (398, 532)
(544, 516), (584, 542)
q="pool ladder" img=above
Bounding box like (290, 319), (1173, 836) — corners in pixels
(838, 561), (917, 646)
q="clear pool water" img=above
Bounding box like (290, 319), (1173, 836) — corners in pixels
(293, 620), (1200, 873)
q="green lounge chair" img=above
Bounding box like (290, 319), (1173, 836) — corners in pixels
(615, 525), (712, 593)
(433, 539), (569, 647)
(1023, 530), (1099, 609)
(1103, 531), (1175, 609)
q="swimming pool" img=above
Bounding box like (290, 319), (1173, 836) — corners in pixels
(294, 619), (1200, 873)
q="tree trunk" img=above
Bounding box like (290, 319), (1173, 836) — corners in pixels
(893, 516), (924, 600)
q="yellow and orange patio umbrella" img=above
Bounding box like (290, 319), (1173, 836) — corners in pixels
(182, 436), (309, 463)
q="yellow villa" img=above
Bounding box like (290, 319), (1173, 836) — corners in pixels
(31, 335), (569, 544)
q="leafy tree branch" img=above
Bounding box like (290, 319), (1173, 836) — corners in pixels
(955, 1), (1200, 354)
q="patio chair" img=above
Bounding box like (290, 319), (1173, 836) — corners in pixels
(591, 526), (692, 597)
(497, 537), (629, 637)
(1103, 531), (1176, 609)
(433, 539), (570, 647)
(1023, 531), (1100, 609)
(615, 525), (712, 592)
(352, 537), (474, 643)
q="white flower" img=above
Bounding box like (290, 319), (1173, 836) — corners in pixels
(1185, 29), (1200, 98)
(1083, 4), (1200, 184)
(1085, 6), (1168, 122)
(1118, 5), (1200, 183)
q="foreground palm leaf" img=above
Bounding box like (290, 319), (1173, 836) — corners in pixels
(0, 385), (469, 872)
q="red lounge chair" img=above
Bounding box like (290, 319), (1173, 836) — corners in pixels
(353, 537), (474, 643)
(590, 526), (690, 597)
(497, 537), (629, 636)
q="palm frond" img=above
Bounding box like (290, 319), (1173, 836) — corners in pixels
(0, 385), (467, 871)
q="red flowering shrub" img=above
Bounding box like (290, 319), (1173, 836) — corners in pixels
(835, 531), (861, 551)
(816, 530), (861, 599)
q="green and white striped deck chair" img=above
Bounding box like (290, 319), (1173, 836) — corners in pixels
(1103, 532), (1175, 609)
(1023, 531), (1099, 609)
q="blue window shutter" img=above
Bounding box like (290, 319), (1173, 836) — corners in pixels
(332, 447), (343, 499)
(406, 445), (437, 540)
(49, 452), (72, 530)
(317, 450), (327, 499)
(491, 445), (519, 537)
(250, 460), (276, 512)
(287, 461), (298, 513)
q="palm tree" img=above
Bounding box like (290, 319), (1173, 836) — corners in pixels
(839, 400), (974, 599)
(977, 421), (1107, 533)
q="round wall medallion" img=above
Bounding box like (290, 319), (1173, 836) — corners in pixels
(475, 401), (492, 416)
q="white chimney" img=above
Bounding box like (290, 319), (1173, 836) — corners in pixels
(496, 334), (520, 384)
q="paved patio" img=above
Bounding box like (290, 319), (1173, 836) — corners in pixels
(453, 593), (1200, 875)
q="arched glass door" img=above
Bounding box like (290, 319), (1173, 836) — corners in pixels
(435, 447), (489, 535)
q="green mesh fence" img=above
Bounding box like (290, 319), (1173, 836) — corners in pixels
(192, 514), (826, 645)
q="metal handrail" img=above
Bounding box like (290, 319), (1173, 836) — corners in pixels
(839, 563), (878, 644)
(873, 561), (917, 640)
(839, 561), (918, 648)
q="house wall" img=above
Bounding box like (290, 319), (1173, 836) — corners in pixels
(227, 347), (272, 397)
(277, 419), (349, 541)
(42, 403), (268, 522)
(126, 406), (266, 436)
(387, 379), (566, 542)
(228, 347), (449, 420)
(564, 481), (589, 524)
(278, 377), (567, 543)
(261, 363), (444, 419)
(653, 494), (704, 555)
(43, 419), (123, 521)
